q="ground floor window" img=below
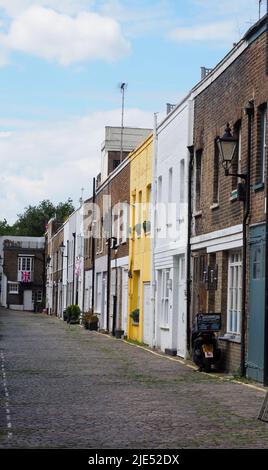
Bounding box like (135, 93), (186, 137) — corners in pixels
(96, 273), (102, 313)
(8, 282), (19, 294)
(160, 269), (170, 327)
(32, 290), (43, 303)
(227, 250), (242, 335)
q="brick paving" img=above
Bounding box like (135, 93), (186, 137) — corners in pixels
(0, 308), (268, 449)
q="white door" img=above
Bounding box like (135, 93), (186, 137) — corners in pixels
(24, 290), (33, 311)
(101, 273), (107, 330)
(121, 269), (128, 335)
(143, 282), (152, 346)
(177, 255), (186, 358)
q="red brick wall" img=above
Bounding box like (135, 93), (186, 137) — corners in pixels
(193, 30), (268, 236)
(95, 158), (130, 261)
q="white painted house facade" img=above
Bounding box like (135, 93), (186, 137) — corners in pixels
(153, 97), (194, 357)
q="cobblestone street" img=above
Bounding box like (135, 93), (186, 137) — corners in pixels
(0, 309), (268, 449)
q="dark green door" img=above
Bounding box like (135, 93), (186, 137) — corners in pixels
(247, 224), (265, 382)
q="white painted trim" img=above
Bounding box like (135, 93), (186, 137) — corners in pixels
(207, 239), (243, 253)
(9, 305), (23, 311)
(191, 224), (242, 249)
(193, 232), (242, 251)
(111, 256), (129, 268)
(18, 254), (35, 257)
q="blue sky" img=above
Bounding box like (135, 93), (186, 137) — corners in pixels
(0, 0), (263, 222)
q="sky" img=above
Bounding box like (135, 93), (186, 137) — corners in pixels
(0, 0), (264, 223)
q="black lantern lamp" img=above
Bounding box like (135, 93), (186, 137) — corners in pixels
(59, 241), (65, 256)
(217, 123), (238, 175)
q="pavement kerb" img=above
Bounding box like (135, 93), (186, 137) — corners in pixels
(93, 330), (267, 394)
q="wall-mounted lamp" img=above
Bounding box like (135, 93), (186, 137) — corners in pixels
(217, 123), (240, 176)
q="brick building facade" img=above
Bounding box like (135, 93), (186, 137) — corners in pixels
(190, 16), (268, 379)
(0, 236), (45, 311)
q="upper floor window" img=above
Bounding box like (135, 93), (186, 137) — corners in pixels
(179, 159), (185, 203)
(168, 167), (173, 203)
(157, 176), (162, 202)
(18, 256), (34, 272)
(231, 122), (242, 190)
(257, 104), (267, 184)
(213, 139), (219, 203)
(195, 150), (202, 212)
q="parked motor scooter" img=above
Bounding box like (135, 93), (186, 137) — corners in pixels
(192, 331), (221, 372)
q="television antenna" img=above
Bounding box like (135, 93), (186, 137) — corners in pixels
(119, 82), (127, 162)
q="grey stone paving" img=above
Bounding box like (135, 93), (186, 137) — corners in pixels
(0, 308), (268, 449)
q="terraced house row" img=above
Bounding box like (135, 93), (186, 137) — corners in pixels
(45, 15), (268, 385)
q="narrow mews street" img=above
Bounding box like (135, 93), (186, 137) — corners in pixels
(0, 309), (268, 449)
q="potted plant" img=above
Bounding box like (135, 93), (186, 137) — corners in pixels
(130, 308), (139, 324)
(115, 329), (124, 339)
(66, 304), (81, 324)
(63, 309), (68, 321)
(83, 311), (99, 331)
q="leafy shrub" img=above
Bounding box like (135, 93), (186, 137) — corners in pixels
(66, 304), (81, 324)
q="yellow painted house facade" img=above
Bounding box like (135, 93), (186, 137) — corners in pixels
(128, 134), (153, 343)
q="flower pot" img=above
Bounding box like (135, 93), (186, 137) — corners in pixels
(88, 321), (98, 331)
(115, 329), (124, 339)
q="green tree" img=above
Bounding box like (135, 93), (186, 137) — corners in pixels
(0, 219), (15, 235)
(10, 198), (74, 237)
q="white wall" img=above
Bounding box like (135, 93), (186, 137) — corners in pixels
(153, 98), (193, 355)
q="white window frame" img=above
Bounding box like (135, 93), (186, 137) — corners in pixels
(260, 107), (266, 184)
(227, 251), (242, 337)
(122, 202), (128, 243)
(180, 159), (185, 203)
(8, 282), (19, 294)
(96, 273), (102, 313)
(18, 256), (34, 272)
(96, 219), (103, 254)
(161, 269), (170, 328)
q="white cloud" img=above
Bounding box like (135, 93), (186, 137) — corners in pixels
(170, 20), (236, 43)
(0, 108), (153, 223)
(0, 5), (130, 65)
(0, 1), (94, 17)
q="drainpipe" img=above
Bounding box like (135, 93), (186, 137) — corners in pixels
(240, 101), (254, 377)
(152, 113), (158, 346)
(107, 237), (111, 332)
(186, 146), (194, 353)
(91, 177), (96, 313)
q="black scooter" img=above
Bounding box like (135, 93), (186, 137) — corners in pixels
(192, 331), (221, 372)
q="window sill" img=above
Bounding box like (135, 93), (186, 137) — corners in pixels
(253, 182), (264, 192)
(193, 211), (202, 218)
(210, 203), (219, 210)
(218, 334), (241, 344)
